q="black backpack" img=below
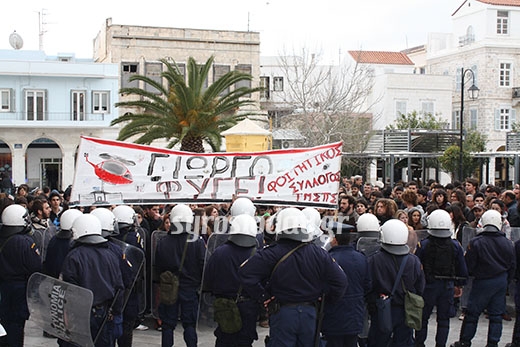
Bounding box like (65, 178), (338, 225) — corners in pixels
(422, 237), (455, 283)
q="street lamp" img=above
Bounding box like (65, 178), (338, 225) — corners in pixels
(459, 67), (480, 181)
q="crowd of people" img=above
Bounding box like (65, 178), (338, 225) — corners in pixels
(0, 175), (519, 347)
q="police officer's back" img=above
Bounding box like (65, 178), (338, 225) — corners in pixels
(155, 204), (206, 347)
(239, 207), (347, 347)
(0, 204), (41, 347)
(61, 214), (124, 347)
(204, 214), (260, 347)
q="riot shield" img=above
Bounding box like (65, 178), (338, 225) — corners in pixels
(461, 226), (477, 251)
(510, 227), (520, 242)
(31, 224), (57, 262)
(109, 238), (146, 314)
(27, 272), (94, 347)
(198, 233), (231, 330)
(356, 236), (381, 257)
(150, 230), (168, 319)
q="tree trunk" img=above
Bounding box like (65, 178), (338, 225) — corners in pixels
(180, 136), (205, 153)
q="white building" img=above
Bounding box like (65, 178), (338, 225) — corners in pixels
(0, 49), (119, 189)
(425, 0), (520, 185)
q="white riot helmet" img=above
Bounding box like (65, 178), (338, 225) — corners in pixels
(230, 197), (256, 217)
(71, 214), (106, 244)
(113, 205), (137, 229)
(1, 204), (30, 236)
(302, 207), (323, 239)
(380, 219), (409, 255)
(229, 214), (258, 247)
(170, 204), (194, 224)
(356, 213), (381, 233)
(59, 209), (83, 232)
(91, 208), (119, 237)
(480, 209), (502, 232)
(275, 208), (310, 242)
(427, 209), (453, 238)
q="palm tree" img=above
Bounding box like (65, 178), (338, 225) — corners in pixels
(112, 56), (262, 153)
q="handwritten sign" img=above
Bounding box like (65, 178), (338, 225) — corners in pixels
(70, 136), (342, 208)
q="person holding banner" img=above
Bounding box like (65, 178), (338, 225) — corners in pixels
(61, 214), (124, 347)
(0, 204), (41, 347)
(155, 204), (206, 347)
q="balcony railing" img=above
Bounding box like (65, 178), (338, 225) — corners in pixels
(0, 111), (111, 122)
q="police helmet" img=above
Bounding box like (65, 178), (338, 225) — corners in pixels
(71, 214), (107, 244)
(90, 208), (119, 237)
(427, 209), (453, 238)
(169, 204), (194, 224)
(356, 213), (381, 233)
(228, 214), (258, 247)
(302, 207), (323, 239)
(1, 204), (30, 236)
(275, 207), (311, 242)
(59, 209), (83, 231)
(480, 209), (502, 232)
(230, 197), (256, 217)
(380, 219), (409, 255)
(113, 205), (137, 228)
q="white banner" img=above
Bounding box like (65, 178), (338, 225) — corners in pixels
(70, 136), (342, 208)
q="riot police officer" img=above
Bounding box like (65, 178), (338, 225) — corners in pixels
(204, 214), (260, 347)
(415, 209), (468, 347)
(367, 219), (425, 347)
(155, 204), (206, 347)
(0, 204), (41, 347)
(239, 207), (347, 347)
(61, 214), (125, 347)
(451, 210), (516, 347)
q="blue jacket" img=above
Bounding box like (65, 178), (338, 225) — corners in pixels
(238, 239), (347, 304)
(466, 229), (515, 280)
(322, 245), (371, 335)
(43, 236), (71, 278)
(367, 250), (425, 306)
(61, 241), (124, 312)
(204, 241), (256, 298)
(155, 232), (206, 289)
(0, 234), (41, 282)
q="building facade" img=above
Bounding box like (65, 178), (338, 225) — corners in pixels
(0, 49), (119, 190)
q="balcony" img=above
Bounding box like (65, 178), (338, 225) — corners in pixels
(0, 111), (113, 128)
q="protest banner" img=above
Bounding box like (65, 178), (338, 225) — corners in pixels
(70, 136), (342, 208)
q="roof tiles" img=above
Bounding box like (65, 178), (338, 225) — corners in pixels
(348, 51), (414, 65)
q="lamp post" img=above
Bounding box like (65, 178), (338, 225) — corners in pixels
(459, 67), (480, 181)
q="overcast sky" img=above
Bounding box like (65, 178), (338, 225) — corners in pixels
(0, 0), (459, 63)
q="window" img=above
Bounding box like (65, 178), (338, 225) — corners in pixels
(145, 62), (163, 94)
(395, 101), (407, 118)
(273, 77), (284, 91)
(499, 63), (512, 87)
(470, 109), (478, 129)
(25, 90), (45, 121)
(497, 11), (509, 34)
(214, 65), (231, 96)
(453, 110), (461, 130)
(495, 108), (516, 130)
(235, 64), (252, 94)
(0, 89), (11, 112)
(92, 91), (110, 113)
(260, 76), (270, 100)
(71, 91), (86, 121)
(421, 101), (434, 116)
(121, 63), (139, 88)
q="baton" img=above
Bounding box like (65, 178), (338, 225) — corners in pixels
(93, 289), (121, 345)
(314, 295), (325, 347)
(434, 275), (468, 280)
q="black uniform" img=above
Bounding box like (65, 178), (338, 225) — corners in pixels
(0, 233), (41, 347)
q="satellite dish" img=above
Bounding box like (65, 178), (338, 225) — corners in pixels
(9, 31), (23, 50)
